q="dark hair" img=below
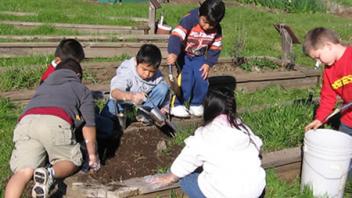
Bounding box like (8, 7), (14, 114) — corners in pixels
(199, 0), (225, 25)
(203, 89), (245, 130)
(56, 58), (83, 80)
(55, 39), (85, 62)
(136, 44), (162, 69)
(303, 27), (340, 56)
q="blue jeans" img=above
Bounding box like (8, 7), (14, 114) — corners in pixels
(339, 122), (352, 136)
(175, 55), (209, 106)
(101, 82), (169, 119)
(180, 172), (206, 198)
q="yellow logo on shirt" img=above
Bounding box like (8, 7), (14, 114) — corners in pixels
(332, 75), (352, 89)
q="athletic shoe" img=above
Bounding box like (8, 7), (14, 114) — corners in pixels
(189, 105), (204, 117)
(170, 105), (190, 118)
(32, 167), (55, 198)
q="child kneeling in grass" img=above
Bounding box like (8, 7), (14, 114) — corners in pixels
(5, 59), (99, 198)
(147, 89), (266, 198)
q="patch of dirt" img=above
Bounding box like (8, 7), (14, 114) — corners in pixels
(83, 126), (183, 184)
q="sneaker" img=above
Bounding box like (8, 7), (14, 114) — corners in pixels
(189, 105), (204, 117)
(32, 167), (55, 198)
(170, 105), (190, 118)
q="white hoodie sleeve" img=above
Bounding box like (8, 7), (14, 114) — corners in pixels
(170, 129), (204, 178)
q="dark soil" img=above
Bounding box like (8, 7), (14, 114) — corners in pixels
(84, 125), (183, 184)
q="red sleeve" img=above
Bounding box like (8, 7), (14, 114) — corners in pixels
(40, 64), (55, 84)
(315, 71), (337, 122)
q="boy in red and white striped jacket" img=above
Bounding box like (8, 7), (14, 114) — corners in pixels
(168, 0), (225, 118)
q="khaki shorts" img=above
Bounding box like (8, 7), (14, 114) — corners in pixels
(10, 115), (82, 172)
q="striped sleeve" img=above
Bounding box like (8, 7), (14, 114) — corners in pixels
(168, 9), (198, 55)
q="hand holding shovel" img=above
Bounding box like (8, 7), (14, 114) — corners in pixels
(168, 64), (182, 101)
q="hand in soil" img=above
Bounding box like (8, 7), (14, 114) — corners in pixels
(144, 173), (179, 189)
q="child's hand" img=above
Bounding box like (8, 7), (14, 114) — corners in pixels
(304, 119), (322, 132)
(200, 64), (210, 79)
(167, 54), (177, 65)
(131, 92), (146, 105)
(144, 173), (179, 189)
(88, 154), (101, 172)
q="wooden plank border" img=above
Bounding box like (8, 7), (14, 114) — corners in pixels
(0, 20), (149, 35)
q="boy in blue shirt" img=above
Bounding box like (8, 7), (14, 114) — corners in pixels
(168, 0), (225, 117)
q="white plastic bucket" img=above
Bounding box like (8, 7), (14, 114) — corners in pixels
(301, 129), (352, 198)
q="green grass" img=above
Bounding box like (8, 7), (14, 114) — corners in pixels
(236, 0), (326, 13)
(0, 24), (78, 36)
(265, 169), (314, 197)
(0, 98), (21, 196)
(0, 65), (46, 91)
(236, 85), (320, 110)
(0, 0), (149, 26)
(242, 102), (314, 151)
(160, 4), (352, 66)
(0, 55), (53, 68)
(0, 2), (351, 67)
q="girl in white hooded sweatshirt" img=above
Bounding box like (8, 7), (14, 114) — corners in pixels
(147, 89), (266, 198)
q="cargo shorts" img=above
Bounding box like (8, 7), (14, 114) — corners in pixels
(10, 114), (82, 172)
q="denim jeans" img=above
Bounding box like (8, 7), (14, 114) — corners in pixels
(180, 172), (206, 198)
(339, 122), (352, 136)
(101, 82), (169, 119)
(175, 55), (209, 106)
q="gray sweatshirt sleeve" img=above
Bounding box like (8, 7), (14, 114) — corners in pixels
(79, 87), (96, 127)
(110, 60), (133, 92)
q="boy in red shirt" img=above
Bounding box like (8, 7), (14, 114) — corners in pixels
(40, 39), (85, 84)
(304, 27), (352, 135)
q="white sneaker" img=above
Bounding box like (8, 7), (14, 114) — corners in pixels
(189, 105), (204, 117)
(170, 105), (190, 118)
(32, 167), (55, 198)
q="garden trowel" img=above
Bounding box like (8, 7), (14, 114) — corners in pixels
(136, 105), (177, 136)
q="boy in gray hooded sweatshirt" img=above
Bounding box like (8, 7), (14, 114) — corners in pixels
(101, 44), (169, 126)
(5, 59), (99, 198)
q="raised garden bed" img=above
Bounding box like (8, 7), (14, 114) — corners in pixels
(0, 34), (169, 42)
(0, 57), (321, 103)
(0, 21), (149, 35)
(0, 42), (168, 58)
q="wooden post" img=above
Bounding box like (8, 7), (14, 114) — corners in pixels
(148, 0), (161, 34)
(274, 24), (300, 69)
